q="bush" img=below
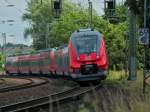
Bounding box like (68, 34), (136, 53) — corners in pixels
(0, 53), (4, 71)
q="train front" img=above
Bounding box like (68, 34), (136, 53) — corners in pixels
(69, 29), (108, 81)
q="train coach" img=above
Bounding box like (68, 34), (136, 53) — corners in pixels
(5, 28), (108, 82)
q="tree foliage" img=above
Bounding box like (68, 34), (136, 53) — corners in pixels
(126, 0), (139, 14)
(23, 0), (54, 50)
(0, 53), (4, 71)
(126, 0), (150, 27)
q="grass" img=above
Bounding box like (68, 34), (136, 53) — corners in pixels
(106, 70), (128, 80)
(79, 70), (150, 112)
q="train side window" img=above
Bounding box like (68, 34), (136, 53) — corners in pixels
(25, 61), (28, 67)
(39, 58), (43, 66)
(63, 47), (68, 66)
(21, 61), (24, 67)
(31, 61), (35, 66)
(44, 54), (50, 65)
(22, 61), (24, 67)
(46, 57), (50, 65)
(22, 61), (28, 67)
(15, 61), (19, 67)
(55, 51), (60, 66)
(6, 61), (11, 66)
(12, 62), (15, 67)
(19, 61), (22, 67)
(34, 60), (38, 66)
(18, 61), (21, 67)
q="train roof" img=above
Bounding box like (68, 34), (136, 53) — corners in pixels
(7, 53), (30, 57)
(38, 48), (52, 52)
(71, 28), (101, 38)
(7, 48), (54, 57)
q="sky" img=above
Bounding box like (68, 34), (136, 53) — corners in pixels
(0, 0), (32, 46)
(0, 0), (124, 46)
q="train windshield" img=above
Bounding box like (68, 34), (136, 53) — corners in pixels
(75, 35), (97, 54)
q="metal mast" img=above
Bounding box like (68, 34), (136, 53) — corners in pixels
(88, 0), (92, 28)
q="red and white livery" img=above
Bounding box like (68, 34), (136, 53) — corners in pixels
(5, 28), (108, 82)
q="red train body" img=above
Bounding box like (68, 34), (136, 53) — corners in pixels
(5, 29), (108, 81)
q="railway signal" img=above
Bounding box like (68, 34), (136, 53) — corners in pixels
(54, 1), (61, 10)
(104, 0), (117, 22)
(53, 0), (62, 18)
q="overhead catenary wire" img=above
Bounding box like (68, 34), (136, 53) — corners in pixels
(0, 0), (30, 46)
(1, 0), (26, 27)
(1, 0), (104, 46)
(4, 0), (24, 14)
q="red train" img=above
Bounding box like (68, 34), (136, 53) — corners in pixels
(5, 28), (108, 81)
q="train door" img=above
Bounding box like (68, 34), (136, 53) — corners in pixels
(62, 47), (69, 76)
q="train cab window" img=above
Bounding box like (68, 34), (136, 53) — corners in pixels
(74, 35), (97, 54)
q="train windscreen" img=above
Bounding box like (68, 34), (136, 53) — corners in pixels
(75, 35), (97, 54)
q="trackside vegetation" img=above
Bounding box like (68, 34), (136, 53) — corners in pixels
(78, 71), (150, 112)
(0, 53), (4, 71)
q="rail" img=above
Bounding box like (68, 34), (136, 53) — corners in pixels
(0, 76), (48, 93)
(0, 84), (102, 112)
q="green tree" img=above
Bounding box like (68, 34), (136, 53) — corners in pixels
(0, 53), (4, 71)
(126, 0), (139, 14)
(23, 0), (54, 50)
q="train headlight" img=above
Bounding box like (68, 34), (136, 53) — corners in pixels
(96, 55), (99, 59)
(77, 57), (80, 60)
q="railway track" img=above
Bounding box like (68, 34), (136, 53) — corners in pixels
(0, 79), (5, 84)
(0, 76), (48, 93)
(0, 83), (102, 112)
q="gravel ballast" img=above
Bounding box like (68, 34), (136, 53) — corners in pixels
(0, 77), (75, 107)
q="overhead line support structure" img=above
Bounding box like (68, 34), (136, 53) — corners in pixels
(88, 0), (92, 28)
(128, 10), (137, 81)
(1, 33), (6, 68)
